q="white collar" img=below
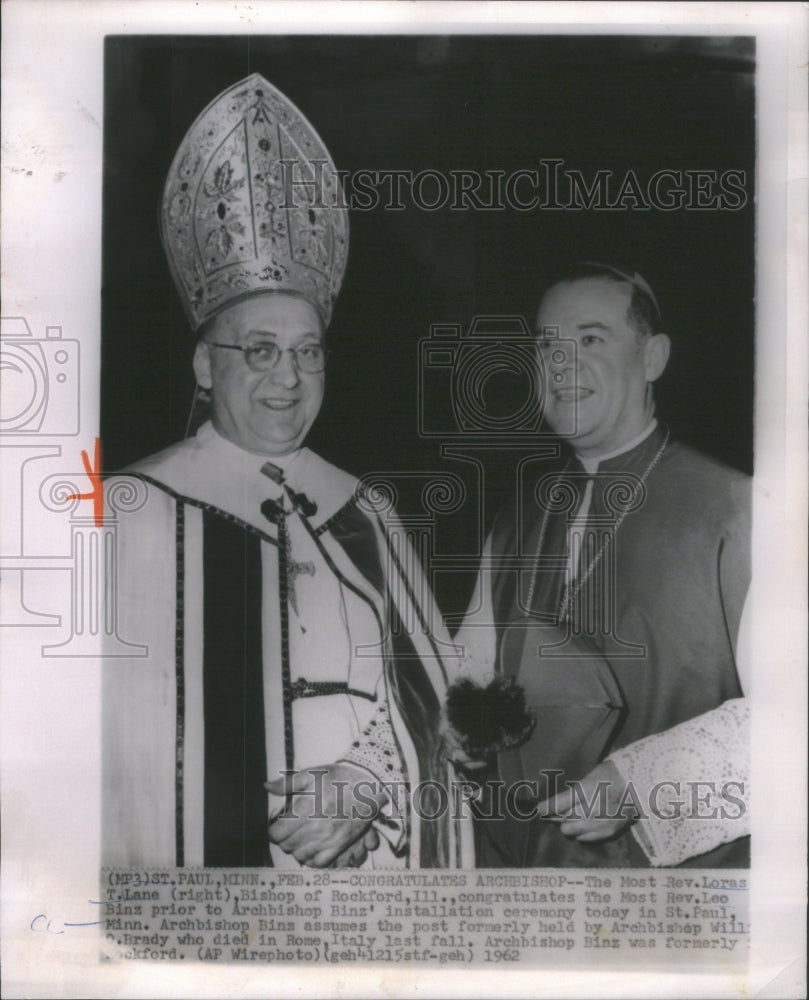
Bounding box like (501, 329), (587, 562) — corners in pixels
(198, 421), (307, 484)
(577, 419), (658, 474)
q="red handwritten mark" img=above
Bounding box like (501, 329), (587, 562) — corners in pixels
(66, 437), (104, 526)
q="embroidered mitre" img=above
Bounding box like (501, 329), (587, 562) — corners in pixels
(160, 73), (349, 330)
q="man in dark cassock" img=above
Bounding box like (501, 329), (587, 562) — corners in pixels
(102, 74), (469, 870)
(448, 262), (750, 868)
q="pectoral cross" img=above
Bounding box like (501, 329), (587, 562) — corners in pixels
(285, 553), (316, 616)
(260, 483), (317, 617)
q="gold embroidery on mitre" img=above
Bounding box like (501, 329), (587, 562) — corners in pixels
(160, 73), (349, 331)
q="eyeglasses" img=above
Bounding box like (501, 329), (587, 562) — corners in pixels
(205, 341), (328, 373)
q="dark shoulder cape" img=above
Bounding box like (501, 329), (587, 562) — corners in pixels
(483, 427), (750, 867)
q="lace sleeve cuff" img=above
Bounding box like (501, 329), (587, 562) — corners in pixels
(607, 698), (750, 867)
(338, 701), (407, 852)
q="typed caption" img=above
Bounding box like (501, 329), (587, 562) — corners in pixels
(101, 867), (748, 969)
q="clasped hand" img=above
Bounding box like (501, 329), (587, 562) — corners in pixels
(542, 760), (637, 841)
(441, 722), (636, 842)
(265, 761), (387, 868)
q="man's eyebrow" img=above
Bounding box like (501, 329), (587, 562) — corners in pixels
(240, 328), (277, 340)
(245, 329), (322, 340)
(576, 321), (610, 332)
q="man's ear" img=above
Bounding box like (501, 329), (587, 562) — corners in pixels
(644, 333), (671, 384)
(193, 341), (213, 391)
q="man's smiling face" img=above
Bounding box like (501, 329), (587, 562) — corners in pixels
(535, 276), (668, 458)
(194, 292), (326, 456)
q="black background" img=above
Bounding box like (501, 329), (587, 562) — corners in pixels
(102, 35), (755, 620)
